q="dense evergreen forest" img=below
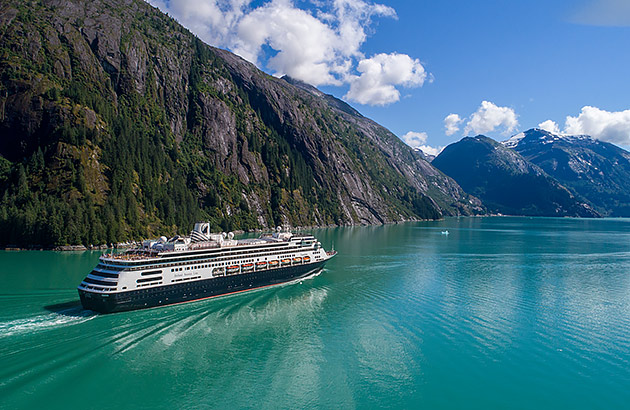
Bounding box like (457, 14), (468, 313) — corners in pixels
(0, 0), (477, 247)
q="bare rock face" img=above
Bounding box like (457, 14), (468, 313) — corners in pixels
(0, 0), (483, 246)
(213, 49), (483, 222)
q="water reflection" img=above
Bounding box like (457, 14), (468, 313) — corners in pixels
(4, 218), (630, 408)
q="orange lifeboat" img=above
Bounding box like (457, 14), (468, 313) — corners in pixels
(226, 265), (240, 274)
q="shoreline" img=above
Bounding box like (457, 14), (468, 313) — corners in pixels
(0, 215), (484, 251)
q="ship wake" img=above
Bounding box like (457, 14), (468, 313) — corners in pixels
(0, 307), (97, 338)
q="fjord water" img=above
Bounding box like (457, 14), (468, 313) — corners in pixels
(2, 218), (630, 409)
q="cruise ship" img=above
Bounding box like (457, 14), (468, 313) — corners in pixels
(78, 223), (336, 313)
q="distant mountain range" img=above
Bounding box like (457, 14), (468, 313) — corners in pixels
(432, 135), (598, 217)
(0, 0), (481, 246)
(433, 128), (630, 217)
(504, 129), (630, 216)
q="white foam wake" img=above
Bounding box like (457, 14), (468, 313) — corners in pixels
(0, 308), (97, 338)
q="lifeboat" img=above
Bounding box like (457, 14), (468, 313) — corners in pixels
(226, 265), (240, 274)
(268, 260), (279, 268)
(303, 256), (311, 263)
(281, 259), (291, 266)
(256, 261), (268, 270)
(292, 257), (302, 264)
(241, 263), (254, 272)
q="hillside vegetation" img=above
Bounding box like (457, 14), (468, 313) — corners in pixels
(0, 0), (481, 246)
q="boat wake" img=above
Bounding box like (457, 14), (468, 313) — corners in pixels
(286, 267), (323, 285)
(0, 307), (97, 338)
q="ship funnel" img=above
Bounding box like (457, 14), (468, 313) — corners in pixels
(191, 222), (211, 243)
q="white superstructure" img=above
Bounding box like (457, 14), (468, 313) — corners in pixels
(78, 224), (332, 295)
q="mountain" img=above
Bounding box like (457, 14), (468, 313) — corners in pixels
(504, 128), (630, 216)
(280, 76), (363, 118)
(412, 148), (436, 162)
(432, 135), (599, 217)
(0, 0), (481, 247)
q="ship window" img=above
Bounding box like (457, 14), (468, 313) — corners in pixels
(137, 276), (163, 283)
(141, 270), (162, 276)
(83, 277), (117, 286)
(90, 270), (119, 279)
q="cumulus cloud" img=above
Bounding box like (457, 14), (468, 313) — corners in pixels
(234, 2), (344, 85)
(571, 0), (630, 26)
(402, 131), (428, 147)
(538, 119), (560, 134)
(444, 113), (463, 136)
(563, 106), (630, 145)
(401, 131), (442, 156)
(148, 0), (249, 47)
(463, 101), (519, 135)
(417, 145), (443, 157)
(344, 53), (427, 105)
(148, 0), (426, 105)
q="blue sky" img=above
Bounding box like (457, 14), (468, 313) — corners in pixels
(342, 0), (630, 151)
(150, 0), (630, 152)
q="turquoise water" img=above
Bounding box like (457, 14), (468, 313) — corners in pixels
(2, 217), (630, 409)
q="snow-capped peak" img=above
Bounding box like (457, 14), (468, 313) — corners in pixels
(501, 128), (594, 149)
(501, 132), (525, 148)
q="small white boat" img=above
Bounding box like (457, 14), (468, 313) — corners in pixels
(441, 230), (449, 235)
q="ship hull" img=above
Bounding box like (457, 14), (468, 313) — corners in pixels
(78, 260), (327, 314)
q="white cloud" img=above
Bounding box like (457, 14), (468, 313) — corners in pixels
(234, 2), (344, 85)
(563, 106), (630, 145)
(417, 145), (443, 157)
(148, 0), (249, 47)
(571, 0), (630, 26)
(344, 53), (427, 105)
(444, 113), (462, 136)
(463, 101), (519, 135)
(401, 131), (442, 156)
(402, 131), (428, 147)
(147, 0), (426, 105)
(538, 119), (560, 134)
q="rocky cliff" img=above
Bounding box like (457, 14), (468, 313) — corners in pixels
(0, 0), (481, 246)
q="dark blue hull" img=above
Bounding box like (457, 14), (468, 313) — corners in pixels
(78, 260), (326, 313)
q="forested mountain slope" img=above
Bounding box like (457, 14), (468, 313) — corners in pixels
(0, 0), (481, 246)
